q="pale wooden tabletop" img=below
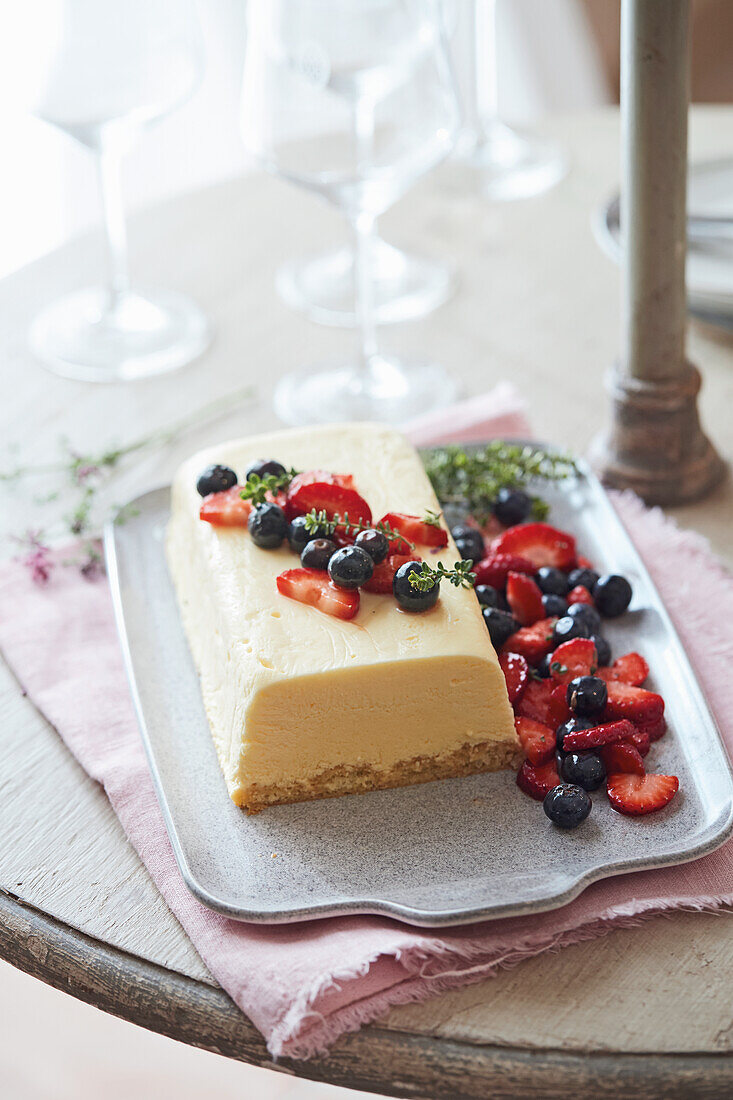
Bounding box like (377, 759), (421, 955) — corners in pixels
(1, 107), (733, 1099)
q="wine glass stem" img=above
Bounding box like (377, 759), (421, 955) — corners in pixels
(352, 95), (378, 378)
(97, 141), (130, 311)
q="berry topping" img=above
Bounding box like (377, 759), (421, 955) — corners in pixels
(514, 715), (556, 764)
(567, 585), (597, 610)
(475, 584), (508, 610)
(483, 607), (520, 649)
(287, 478), (372, 530)
(626, 727), (652, 757)
(491, 487), (532, 527)
(492, 522), (576, 570)
(590, 634), (612, 667)
(600, 742), (646, 776)
(276, 568), (360, 620)
(506, 571), (545, 625)
(566, 601), (601, 636)
(380, 512), (448, 552)
(517, 758), (561, 801)
(393, 561), (440, 612)
(196, 464), (238, 498)
(567, 567), (600, 592)
(561, 718), (637, 752)
(593, 573), (633, 617)
(549, 638), (598, 685)
(301, 538), (337, 570)
(567, 675), (608, 715)
(473, 553), (535, 589)
(515, 678), (570, 728)
(354, 528), (390, 563)
(500, 652), (530, 704)
(536, 566), (570, 597)
(328, 545), (374, 590)
(451, 526), (485, 563)
(552, 615), (591, 645)
(604, 681), (664, 724)
(245, 458), (287, 482)
(598, 652), (649, 687)
(556, 716), (596, 753)
(606, 773), (679, 816)
(641, 714), (667, 742)
(535, 653), (554, 679)
(543, 783), (592, 828)
(502, 617), (557, 664)
(542, 593), (569, 618)
(362, 553), (414, 594)
(247, 502), (289, 549)
(560, 751), (606, 791)
(199, 486), (252, 527)
(288, 513), (329, 553)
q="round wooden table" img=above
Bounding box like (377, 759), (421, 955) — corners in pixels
(1, 108), (733, 1100)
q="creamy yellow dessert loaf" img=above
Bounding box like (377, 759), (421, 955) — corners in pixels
(167, 424), (519, 812)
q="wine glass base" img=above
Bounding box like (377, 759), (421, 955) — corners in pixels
(275, 239), (456, 328)
(273, 355), (460, 426)
(452, 122), (566, 201)
(29, 287), (212, 383)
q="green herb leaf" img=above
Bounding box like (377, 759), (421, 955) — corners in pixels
(301, 509), (416, 550)
(407, 559), (476, 592)
(240, 467), (298, 507)
(422, 508), (444, 529)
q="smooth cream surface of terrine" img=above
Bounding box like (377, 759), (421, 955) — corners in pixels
(166, 424), (518, 809)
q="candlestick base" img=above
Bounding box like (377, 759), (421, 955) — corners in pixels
(589, 362), (726, 505)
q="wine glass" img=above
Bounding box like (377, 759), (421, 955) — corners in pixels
(26, 0), (211, 382)
(241, 0), (461, 426)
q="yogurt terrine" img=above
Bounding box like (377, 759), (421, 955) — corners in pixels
(166, 424), (519, 813)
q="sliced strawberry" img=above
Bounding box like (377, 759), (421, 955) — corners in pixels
(378, 512), (448, 554)
(286, 480), (372, 532)
(606, 772), (679, 816)
(361, 553), (414, 594)
(626, 727), (651, 757)
(473, 553), (535, 589)
(514, 716), (556, 765)
(549, 638), (598, 685)
(502, 617), (557, 664)
(276, 569), (360, 620)
(517, 758), (561, 801)
(492, 522), (576, 570)
(562, 719), (637, 752)
(506, 572), (545, 625)
(604, 681), (664, 725)
(600, 742), (646, 776)
(499, 652), (530, 704)
(638, 713), (667, 742)
(287, 470), (355, 495)
(515, 678), (570, 728)
(567, 585), (594, 607)
(598, 652), (649, 687)
(199, 486), (252, 527)
(576, 554), (595, 570)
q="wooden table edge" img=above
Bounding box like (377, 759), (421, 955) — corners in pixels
(1, 887), (731, 1100)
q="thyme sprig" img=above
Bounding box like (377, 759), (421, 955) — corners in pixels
(407, 559), (477, 592)
(423, 442), (578, 525)
(303, 508), (416, 550)
(240, 468), (298, 506)
(422, 509), (443, 528)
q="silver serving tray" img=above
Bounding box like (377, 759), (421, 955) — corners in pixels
(104, 450), (733, 926)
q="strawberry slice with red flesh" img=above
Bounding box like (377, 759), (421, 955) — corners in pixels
(604, 681), (664, 725)
(361, 554), (414, 594)
(517, 758), (561, 801)
(562, 719), (637, 752)
(601, 742), (646, 776)
(626, 727), (651, 756)
(638, 713), (666, 742)
(576, 554), (595, 570)
(606, 772), (679, 816)
(549, 638), (598, 685)
(567, 585), (594, 607)
(515, 716), (556, 765)
(199, 487), (252, 527)
(286, 480), (372, 533)
(276, 569), (360, 620)
(502, 617), (557, 665)
(492, 522), (576, 571)
(598, 652), (649, 687)
(378, 512), (448, 554)
(515, 678), (570, 728)
(506, 571), (545, 626)
(473, 553), (535, 589)
(499, 652), (530, 704)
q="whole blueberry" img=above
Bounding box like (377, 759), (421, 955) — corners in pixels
(301, 538), (337, 570)
(567, 675), (608, 716)
(566, 601), (601, 634)
(536, 653), (554, 679)
(591, 634), (612, 667)
(452, 526), (485, 563)
(393, 561), (440, 612)
(491, 487), (532, 527)
(552, 615), (590, 646)
(556, 716), (596, 753)
(542, 593), (569, 618)
(543, 783), (592, 828)
(355, 528), (389, 564)
(288, 514), (329, 554)
(536, 566), (570, 597)
(475, 584), (508, 611)
(245, 458), (287, 481)
(328, 545), (374, 590)
(248, 502), (288, 549)
(593, 574), (633, 617)
(196, 464), (237, 497)
(560, 751), (606, 791)
(482, 607), (519, 649)
(568, 567), (600, 591)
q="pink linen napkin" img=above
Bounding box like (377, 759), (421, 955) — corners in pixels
(1, 385), (733, 1060)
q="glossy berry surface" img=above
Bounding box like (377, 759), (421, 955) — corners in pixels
(492, 487), (532, 527)
(536, 653), (554, 679)
(591, 634), (612, 667)
(535, 566), (569, 597)
(300, 538), (337, 571)
(556, 716), (596, 753)
(542, 593), (568, 618)
(452, 527), (485, 563)
(355, 528), (389, 564)
(560, 751), (606, 791)
(593, 573), (633, 617)
(196, 464), (237, 498)
(476, 584), (508, 611)
(482, 607), (519, 649)
(568, 567), (600, 591)
(566, 601), (601, 634)
(288, 514), (328, 553)
(543, 783), (592, 828)
(567, 675), (608, 715)
(393, 561), (440, 612)
(245, 458), (287, 481)
(552, 615), (590, 646)
(328, 545), (374, 590)
(247, 502), (288, 549)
